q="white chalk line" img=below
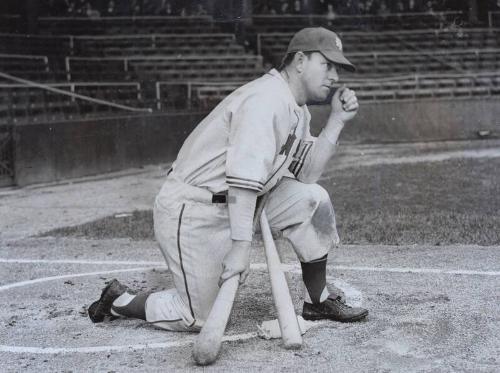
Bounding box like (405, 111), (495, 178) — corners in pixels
(0, 333), (258, 355)
(1, 258), (498, 278)
(0, 265), (355, 355)
(0, 258), (164, 266)
(0, 267), (156, 292)
(2, 259), (496, 355)
(334, 265), (500, 276)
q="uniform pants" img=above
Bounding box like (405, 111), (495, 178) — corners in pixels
(146, 174), (340, 331)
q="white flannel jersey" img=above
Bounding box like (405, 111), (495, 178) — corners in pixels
(170, 69), (316, 195)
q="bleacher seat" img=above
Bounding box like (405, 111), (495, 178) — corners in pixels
(0, 82), (145, 124)
(66, 55), (264, 82)
(37, 16), (218, 35)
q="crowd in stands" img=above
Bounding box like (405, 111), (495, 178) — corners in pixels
(41, 0), (209, 17)
(39, 0), (476, 18)
(253, 0), (464, 15)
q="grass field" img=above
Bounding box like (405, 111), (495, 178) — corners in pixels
(42, 156), (500, 246)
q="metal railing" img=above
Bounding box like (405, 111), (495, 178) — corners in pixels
(0, 74), (151, 125)
(154, 72), (500, 111)
(0, 53), (49, 71)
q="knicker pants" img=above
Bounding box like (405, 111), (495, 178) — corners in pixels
(146, 174), (340, 331)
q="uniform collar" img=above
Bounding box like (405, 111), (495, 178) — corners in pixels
(267, 68), (303, 112)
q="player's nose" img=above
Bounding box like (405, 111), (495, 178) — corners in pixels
(328, 68), (339, 83)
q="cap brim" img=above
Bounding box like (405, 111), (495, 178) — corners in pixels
(321, 50), (356, 72)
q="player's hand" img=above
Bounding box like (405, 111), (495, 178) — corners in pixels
(219, 240), (251, 287)
(330, 85), (358, 123)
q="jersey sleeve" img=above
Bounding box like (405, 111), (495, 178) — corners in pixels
(226, 93), (287, 193)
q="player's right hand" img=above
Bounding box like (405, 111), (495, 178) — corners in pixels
(330, 85), (358, 123)
(218, 240), (251, 287)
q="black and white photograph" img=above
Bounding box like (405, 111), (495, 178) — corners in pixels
(0, 0), (499, 371)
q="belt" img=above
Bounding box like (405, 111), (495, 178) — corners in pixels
(212, 191), (227, 204)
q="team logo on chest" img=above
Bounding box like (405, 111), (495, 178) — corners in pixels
(279, 133), (297, 156)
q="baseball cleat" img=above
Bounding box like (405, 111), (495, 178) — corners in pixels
(88, 279), (129, 323)
(302, 296), (368, 322)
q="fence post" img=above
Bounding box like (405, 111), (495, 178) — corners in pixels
(65, 57), (71, 82)
(156, 82), (161, 111)
(187, 82), (192, 110)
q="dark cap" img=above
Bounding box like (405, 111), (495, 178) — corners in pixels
(286, 27), (355, 72)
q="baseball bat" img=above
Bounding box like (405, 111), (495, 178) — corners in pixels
(260, 211), (303, 349)
(192, 275), (239, 365)
(192, 195), (268, 365)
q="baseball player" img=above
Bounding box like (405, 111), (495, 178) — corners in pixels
(88, 27), (368, 330)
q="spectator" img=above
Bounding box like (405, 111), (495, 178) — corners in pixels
(85, 2), (100, 18)
(158, 0), (175, 15)
(292, 0), (302, 14)
(363, 0), (376, 14)
(73, 0), (87, 16)
(378, 0), (390, 15)
(424, 1), (434, 13)
(104, 0), (115, 16)
(131, 0), (141, 15)
(394, 0), (405, 13)
(194, 3), (208, 15)
(326, 3), (336, 22)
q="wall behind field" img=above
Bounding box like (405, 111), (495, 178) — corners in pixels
(12, 98), (499, 186)
(309, 97), (499, 143)
(13, 112), (206, 186)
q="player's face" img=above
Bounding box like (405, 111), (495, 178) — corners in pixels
(301, 52), (339, 102)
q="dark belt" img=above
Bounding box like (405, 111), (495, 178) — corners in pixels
(212, 191), (227, 204)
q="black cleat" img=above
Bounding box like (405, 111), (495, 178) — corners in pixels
(302, 296), (368, 323)
(88, 279), (129, 323)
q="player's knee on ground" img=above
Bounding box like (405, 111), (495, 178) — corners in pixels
(145, 289), (199, 332)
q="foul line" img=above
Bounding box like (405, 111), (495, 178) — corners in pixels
(0, 333), (258, 355)
(1, 258), (498, 277)
(0, 267), (155, 292)
(0, 258), (164, 266)
(333, 265), (500, 276)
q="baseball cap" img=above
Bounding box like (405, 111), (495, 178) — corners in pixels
(286, 27), (355, 72)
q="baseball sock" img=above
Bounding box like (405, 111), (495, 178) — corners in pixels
(301, 254), (329, 304)
(110, 292), (150, 321)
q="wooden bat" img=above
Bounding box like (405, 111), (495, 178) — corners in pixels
(260, 211), (303, 349)
(192, 195), (268, 366)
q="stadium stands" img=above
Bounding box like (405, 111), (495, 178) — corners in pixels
(0, 82), (144, 124)
(0, 34), (71, 56)
(65, 55), (264, 82)
(1, 11), (499, 121)
(251, 12), (464, 32)
(155, 72), (500, 110)
(72, 34), (244, 57)
(258, 29), (500, 66)
(0, 54), (59, 81)
(36, 16), (218, 35)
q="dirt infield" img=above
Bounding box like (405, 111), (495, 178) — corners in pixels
(1, 140), (499, 372)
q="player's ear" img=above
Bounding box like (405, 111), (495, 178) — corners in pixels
(295, 51), (305, 73)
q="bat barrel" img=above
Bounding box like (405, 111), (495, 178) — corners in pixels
(192, 276), (240, 365)
(260, 211), (303, 349)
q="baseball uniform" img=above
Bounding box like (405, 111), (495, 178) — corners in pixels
(144, 68), (341, 331)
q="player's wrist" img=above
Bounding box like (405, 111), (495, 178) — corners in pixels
(232, 240), (252, 251)
(327, 114), (345, 128)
